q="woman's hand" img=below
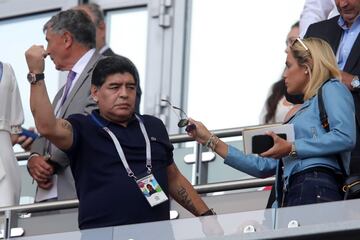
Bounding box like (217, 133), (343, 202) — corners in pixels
(260, 131), (292, 159)
(186, 118), (212, 145)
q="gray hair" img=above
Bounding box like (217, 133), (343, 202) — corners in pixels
(43, 9), (96, 49)
(79, 3), (104, 26)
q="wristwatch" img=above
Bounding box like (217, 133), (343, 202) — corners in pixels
(27, 73), (44, 84)
(289, 143), (297, 158)
(351, 75), (360, 90)
(200, 208), (216, 216)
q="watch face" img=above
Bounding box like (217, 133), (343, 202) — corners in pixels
(352, 79), (360, 89)
(27, 73), (36, 84)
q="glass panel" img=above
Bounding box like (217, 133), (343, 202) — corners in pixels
(107, 7), (148, 113)
(173, 144), (194, 181)
(275, 199), (360, 229)
(0, 12), (59, 153)
(19, 160), (36, 204)
(173, 137), (254, 184)
(187, 0), (305, 130)
(14, 209), (272, 239)
(12, 200), (360, 239)
(206, 138), (253, 183)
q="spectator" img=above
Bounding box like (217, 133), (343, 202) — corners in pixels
(0, 61), (24, 207)
(26, 9), (101, 202)
(299, 0), (338, 37)
(187, 38), (355, 208)
(26, 55), (220, 230)
(75, 3), (142, 113)
(259, 22), (302, 124)
(304, 0), (360, 174)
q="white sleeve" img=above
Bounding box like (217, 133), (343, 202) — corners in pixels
(299, 0), (337, 37)
(7, 64), (24, 134)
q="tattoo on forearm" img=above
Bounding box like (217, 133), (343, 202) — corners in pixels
(177, 186), (197, 214)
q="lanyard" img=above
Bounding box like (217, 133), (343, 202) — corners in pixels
(91, 113), (152, 179)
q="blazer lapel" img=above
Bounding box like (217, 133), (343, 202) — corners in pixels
(59, 51), (102, 117)
(328, 17), (343, 54)
(52, 85), (65, 110)
(343, 34), (360, 73)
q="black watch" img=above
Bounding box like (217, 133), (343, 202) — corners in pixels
(27, 73), (44, 84)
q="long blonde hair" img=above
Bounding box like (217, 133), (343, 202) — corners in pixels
(290, 37), (341, 100)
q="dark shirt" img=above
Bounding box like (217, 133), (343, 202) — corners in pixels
(66, 110), (174, 229)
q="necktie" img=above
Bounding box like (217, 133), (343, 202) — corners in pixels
(60, 70), (76, 107)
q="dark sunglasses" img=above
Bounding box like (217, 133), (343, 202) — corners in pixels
(161, 99), (196, 131)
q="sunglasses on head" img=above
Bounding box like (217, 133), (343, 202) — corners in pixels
(161, 99), (196, 131)
(293, 37), (309, 51)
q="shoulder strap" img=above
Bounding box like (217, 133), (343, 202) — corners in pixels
(317, 80), (330, 132)
(317, 79), (347, 177)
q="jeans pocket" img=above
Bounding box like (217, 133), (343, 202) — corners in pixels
(315, 183), (342, 203)
(285, 180), (305, 207)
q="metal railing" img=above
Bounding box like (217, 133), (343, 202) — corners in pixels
(15, 125), (255, 159)
(0, 177), (274, 214)
(12, 125), (274, 212)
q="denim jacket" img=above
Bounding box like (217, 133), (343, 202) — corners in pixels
(224, 79), (356, 206)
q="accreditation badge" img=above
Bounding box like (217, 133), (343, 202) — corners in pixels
(136, 174), (168, 207)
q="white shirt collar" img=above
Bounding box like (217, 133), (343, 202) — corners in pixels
(72, 48), (96, 77)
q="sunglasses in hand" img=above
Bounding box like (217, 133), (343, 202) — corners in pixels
(161, 99), (196, 132)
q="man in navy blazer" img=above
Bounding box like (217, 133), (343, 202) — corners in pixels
(304, 0), (360, 173)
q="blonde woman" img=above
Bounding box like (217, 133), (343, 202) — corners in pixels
(188, 38), (356, 208)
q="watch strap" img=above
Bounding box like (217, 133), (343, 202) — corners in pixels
(200, 208), (216, 216)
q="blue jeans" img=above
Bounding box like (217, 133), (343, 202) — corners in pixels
(283, 168), (343, 207)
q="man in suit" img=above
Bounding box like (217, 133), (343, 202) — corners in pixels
(76, 3), (142, 112)
(26, 9), (101, 201)
(305, 0), (360, 173)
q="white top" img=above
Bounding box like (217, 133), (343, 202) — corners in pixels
(0, 62), (24, 207)
(259, 96), (293, 124)
(299, 0), (338, 37)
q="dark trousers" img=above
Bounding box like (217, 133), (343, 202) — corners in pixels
(283, 168), (342, 207)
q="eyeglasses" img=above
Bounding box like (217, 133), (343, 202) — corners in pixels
(293, 37), (309, 51)
(161, 99), (196, 131)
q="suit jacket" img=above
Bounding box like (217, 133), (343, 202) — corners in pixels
(31, 50), (102, 200)
(102, 47), (142, 113)
(305, 16), (360, 173)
